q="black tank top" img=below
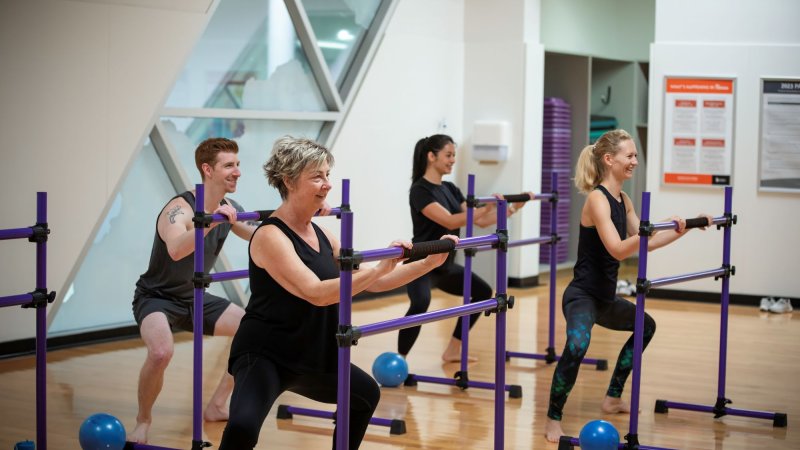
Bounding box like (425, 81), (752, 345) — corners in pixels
(135, 191), (242, 301)
(229, 217), (340, 374)
(569, 185), (627, 302)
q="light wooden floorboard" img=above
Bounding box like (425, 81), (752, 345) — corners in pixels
(1, 269), (798, 449)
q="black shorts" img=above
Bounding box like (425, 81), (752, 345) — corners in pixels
(132, 293), (232, 336)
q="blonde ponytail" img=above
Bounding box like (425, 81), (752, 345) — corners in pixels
(572, 129), (633, 194)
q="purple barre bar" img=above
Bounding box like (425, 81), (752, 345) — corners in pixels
(357, 235), (499, 263)
(209, 269), (248, 282)
(192, 185), (205, 445)
(208, 207), (342, 223)
(280, 406), (399, 428)
(649, 268), (727, 289)
(0, 293), (34, 308)
(474, 194), (554, 203)
(650, 215), (726, 232)
(126, 443), (180, 450)
(563, 436), (675, 450)
(658, 400), (778, 420)
(0, 227), (34, 240)
(357, 299), (498, 338)
(474, 235), (553, 253)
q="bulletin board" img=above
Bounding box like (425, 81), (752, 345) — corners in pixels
(662, 77), (735, 186)
(758, 78), (800, 192)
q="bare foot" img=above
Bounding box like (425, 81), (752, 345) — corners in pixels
(441, 338), (478, 363)
(127, 421), (150, 444)
(441, 352), (478, 363)
(545, 418), (564, 443)
(601, 396), (632, 414)
(204, 403), (230, 422)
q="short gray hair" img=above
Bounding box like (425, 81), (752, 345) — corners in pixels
(263, 136), (335, 199)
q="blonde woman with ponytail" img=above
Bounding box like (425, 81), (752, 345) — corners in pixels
(544, 129), (712, 442)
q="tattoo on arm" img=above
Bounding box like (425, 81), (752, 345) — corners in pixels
(167, 205), (184, 224)
(245, 220), (261, 227)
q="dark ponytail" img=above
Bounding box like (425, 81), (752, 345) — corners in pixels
(411, 134), (455, 182)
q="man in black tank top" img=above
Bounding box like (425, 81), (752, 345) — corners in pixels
(128, 138), (259, 445)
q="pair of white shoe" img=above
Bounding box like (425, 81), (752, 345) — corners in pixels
(616, 279), (636, 296)
(759, 297), (793, 314)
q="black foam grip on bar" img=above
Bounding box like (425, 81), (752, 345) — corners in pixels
(401, 239), (456, 259)
(685, 217), (710, 229)
(503, 193), (532, 203)
(256, 210), (275, 221)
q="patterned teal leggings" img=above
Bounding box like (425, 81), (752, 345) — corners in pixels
(547, 285), (657, 421)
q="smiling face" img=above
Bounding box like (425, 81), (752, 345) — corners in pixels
(605, 139), (638, 182)
(287, 161), (332, 209)
(428, 142), (456, 176)
(204, 151), (241, 193)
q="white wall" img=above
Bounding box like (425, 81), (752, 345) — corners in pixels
(647, 0), (800, 297)
(460, 0), (544, 282)
(541, 0), (655, 62)
(332, 0), (545, 284)
(331, 0), (465, 251)
(0, 0), (215, 343)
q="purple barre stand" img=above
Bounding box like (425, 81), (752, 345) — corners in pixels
(331, 179), (513, 450)
(560, 186), (784, 450)
(651, 186), (787, 429)
(403, 174), (523, 398)
(504, 173), (607, 371)
(0, 192), (50, 450)
(124, 191), (401, 449)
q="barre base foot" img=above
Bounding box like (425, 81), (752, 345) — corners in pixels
(389, 419), (407, 435)
(558, 435), (575, 450)
(654, 399), (669, 414)
(276, 404), (293, 419)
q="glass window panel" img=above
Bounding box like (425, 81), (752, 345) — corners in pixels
(165, 0), (326, 112)
(159, 116), (325, 289)
(49, 141), (227, 336)
(301, 0), (382, 87)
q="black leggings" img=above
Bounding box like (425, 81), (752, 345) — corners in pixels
(398, 262), (493, 356)
(219, 354), (380, 450)
(547, 285), (657, 421)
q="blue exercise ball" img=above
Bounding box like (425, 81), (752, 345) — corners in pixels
(579, 419), (619, 450)
(78, 413), (126, 450)
(371, 352), (408, 387)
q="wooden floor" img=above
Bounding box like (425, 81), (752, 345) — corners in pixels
(1, 268), (798, 449)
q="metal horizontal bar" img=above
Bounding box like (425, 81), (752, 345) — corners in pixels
(209, 270), (249, 283)
(0, 293), (33, 308)
(651, 215), (727, 232)
(209, 207), (341, 224)
(649, 268), (727, 289)
(0, 227), (34, 240)
(358, 298), (497, 338)
(281, 405), (397, 427)
(161, 107), (340, 122)
(474, 236), (552, 253)
(357, 235), (498, 263)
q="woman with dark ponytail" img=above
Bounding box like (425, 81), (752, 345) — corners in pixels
(401, 134), (527, 362)
(544, 129), (712, 442)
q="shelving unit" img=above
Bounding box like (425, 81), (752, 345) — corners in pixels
(543, 51), (649, 263)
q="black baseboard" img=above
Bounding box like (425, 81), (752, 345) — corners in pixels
(509, 275), (540, 288)
(0, 325), (142, 360)
(647, 288), (764, 307)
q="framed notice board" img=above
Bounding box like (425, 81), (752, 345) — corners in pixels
(759, 78), (800, 192)
(662, 77), (735, 186)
